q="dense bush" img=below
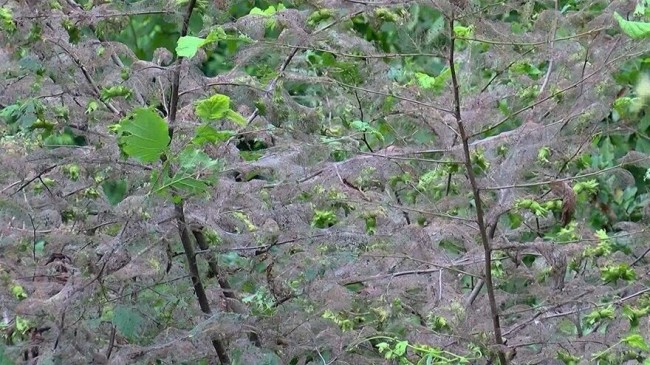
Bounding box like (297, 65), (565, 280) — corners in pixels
(0, 0), (649, 364)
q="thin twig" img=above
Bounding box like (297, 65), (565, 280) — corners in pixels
(458, 27), (607, 46)
(258, 40), (445, 59)
(10, 165), (57, 196)
(245, 47), (299, 125)
(384, 203), (475, 222)
(340, 268), (441, 286)
(0, 180), (21, 194)
(481, 48), (535, 93)
(537, 0), (558, 97)
(356, 150), (461, 164)
(482, 156), (650, 190)
(45, 38), (122, 116)
(471, 48), (640, 139)
(326, 77), (456, 117)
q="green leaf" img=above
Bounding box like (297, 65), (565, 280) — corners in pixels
(376, 342), (390, 352)
(375, 8), (399, 22)
(573, 180), (599, 194)
(426, 15), (445, 42)
(101, 179), (128, 205)
(635, 1), (649, 17)
(100, 86), (132, 101)
(249, 4), (284, 16)
(112, 305), (143, 341)
(178, 148), (220, 173)
(512, 61), (542, 78)
(584, 306), (615, 326)
(62, 18), (80, 44)
(414, 72), (436, 89)
(192, 124), (236, 145)
(34, 240), (46, 255)
(393, 340), (408, 356)
(86, 100), (99, 114)
(557, 350), (580, 365)
(249, 7), (268, 16)
(600, 263), (636, 283)
(15, 316), (30, 333)
(350, 120), (384, 141)
(205, 27), (227, 43)
(43, 129), (86, 147)
(11, 284), (27, 300)
(225, 109), (247, 126)
(0, 7), (17, 33)
(308, 9), (335, 25)
(195, 94), (231, 121)
(614, 12), (650, 39)
(622, 306), (641, 328)
(414, 68), (450, 93)
(153, 148), (220, 196)
(507, 211), (523, 229)
(118, 108), (170, 163)
(453, 24), (473, 38)
(312, 209), (337, 228)
(637, 73), (650, 100)
(537, 146), (551, 163)
(0, 103), (20, 123)
(167, 174), (209, 194)
(176, 36), (208, 58)
(623, 334), (650, 350)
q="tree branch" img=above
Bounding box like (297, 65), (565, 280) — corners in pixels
(447, 10), (508, 365)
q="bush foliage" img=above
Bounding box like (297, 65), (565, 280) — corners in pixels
(1, 0), (650, 364)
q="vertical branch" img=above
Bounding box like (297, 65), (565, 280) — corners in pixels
(167, 0), (197, 137)
(447, 12), (508, 365)
(192, 226), (262, 347)
(176, 205), (230, 363)
(164, 1), (230, 363)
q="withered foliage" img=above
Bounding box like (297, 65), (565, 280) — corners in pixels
(1, 0), (649, 364)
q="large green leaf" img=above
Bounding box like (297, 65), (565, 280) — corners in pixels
(225, 109), (247, 126)
(192, 124), (236, 145)
(178, 147), (220, 174)
(614, 12), (650, 39)
(176, 36), (207, 58)
(195, 94), (231, 121)
(119, 108), (170, 163)
(194, 94), (248, 126)
(624, 334), (650, 351)
(153, 148), (220, 196)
